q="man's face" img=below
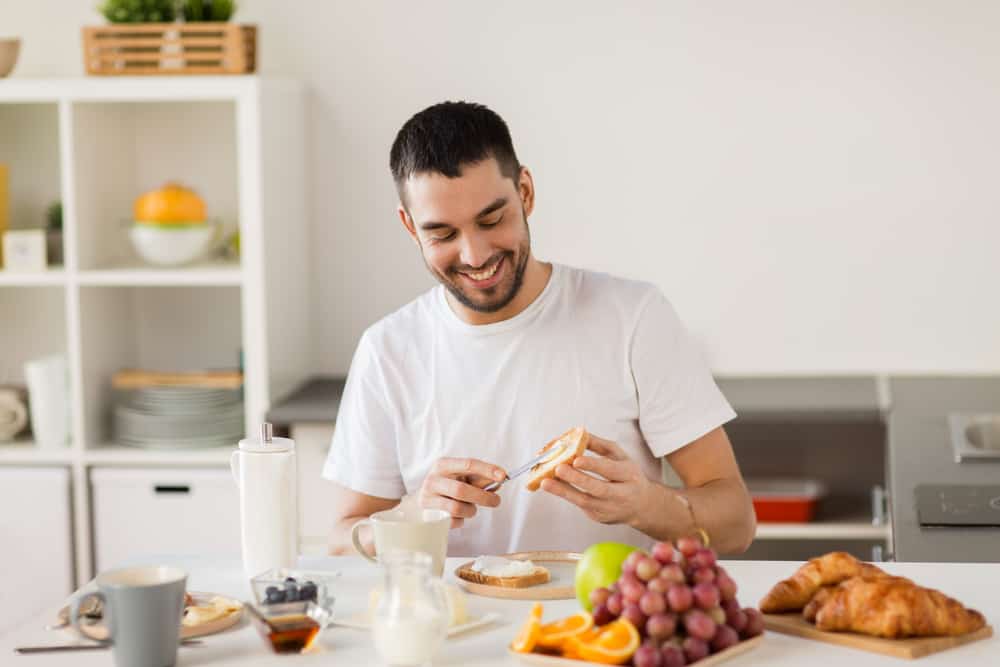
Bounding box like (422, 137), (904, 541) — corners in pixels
(400, 158), (533, 314)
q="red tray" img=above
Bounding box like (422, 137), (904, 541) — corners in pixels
(747, 479), (826, 523)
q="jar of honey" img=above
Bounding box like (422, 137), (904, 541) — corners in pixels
(250, 601), (324, 654)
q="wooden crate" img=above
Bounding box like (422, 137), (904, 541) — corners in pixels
(82, 23), (256, 75)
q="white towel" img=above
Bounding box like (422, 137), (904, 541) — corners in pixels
(0, 390), (28, 442)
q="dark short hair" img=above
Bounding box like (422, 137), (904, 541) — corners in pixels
(390, 101), (521, 200)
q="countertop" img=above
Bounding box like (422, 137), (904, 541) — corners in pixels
(3, 555), (996, 666)
(887, 377), (1000, 562)
(266, 375), (887, 426)
(265, 376), (345, 427)
(716, 376), (883, 422)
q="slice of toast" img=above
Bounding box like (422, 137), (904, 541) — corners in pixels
(525, 427), (590, 492)
(456, 564), (550, 588)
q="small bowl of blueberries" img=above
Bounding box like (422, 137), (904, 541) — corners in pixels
(250, 568), (339, 626)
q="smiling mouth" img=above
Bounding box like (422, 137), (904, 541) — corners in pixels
(462, 261), (500, 281)
(457, 256), (505, 285)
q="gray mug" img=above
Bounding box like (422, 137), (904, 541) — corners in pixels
(70, 566), (187, 667)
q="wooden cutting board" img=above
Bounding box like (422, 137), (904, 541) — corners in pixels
(508, 634), (764, 666)
(763, 613), (993, 659)
(455, 551), (581, 600)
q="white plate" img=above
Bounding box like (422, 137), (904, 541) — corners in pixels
(333, 611), (500, 638)
(132, 387), (239, 397)
(117, 405), (240, 413)
(117, 437), (238, 450)
(115, 418), (243, 432)
(115, 425), (243, 435)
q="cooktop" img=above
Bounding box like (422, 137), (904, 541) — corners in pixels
(915, 484), (1000, 527)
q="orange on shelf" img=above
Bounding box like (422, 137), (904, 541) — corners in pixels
(511, 603), (544, 654)
(134, 182), (207, 225)
(536, 610), (594, 650)
(571, 618), (640, 665)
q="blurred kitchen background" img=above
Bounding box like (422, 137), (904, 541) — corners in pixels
(1, 0), (999, 634)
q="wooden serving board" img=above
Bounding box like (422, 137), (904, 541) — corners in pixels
(455, 551), (581, 600)
(334, 611), (500, 638)
(509, 634), (764, 666)
(763, 613), (994, 659)
(112, 369), (243, 389)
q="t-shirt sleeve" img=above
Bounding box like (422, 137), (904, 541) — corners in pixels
(630, 291), (736, 458)
(322, 331), (406, 499)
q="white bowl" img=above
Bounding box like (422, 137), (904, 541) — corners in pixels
(0, 38), (20, 78)
(129, 223), (214, 266)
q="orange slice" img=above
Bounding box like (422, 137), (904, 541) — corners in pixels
(536, 610), (594, 650)
(562, 626), (602, 659)
(511, 603), (544, 653)
(573, 617), (640, 665)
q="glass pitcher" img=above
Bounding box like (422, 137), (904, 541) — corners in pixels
(371, 549), (449, 667)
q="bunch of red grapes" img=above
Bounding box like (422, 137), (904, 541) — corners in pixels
(589, 535), (764, 667)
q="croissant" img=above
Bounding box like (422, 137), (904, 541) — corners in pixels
(810, 576), (987, 638)
(760, 551), (888, 613)
(802, 585), (833, 623)
(802, 574), (914, 623)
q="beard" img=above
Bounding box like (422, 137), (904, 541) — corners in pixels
(426, 214), (531, 314)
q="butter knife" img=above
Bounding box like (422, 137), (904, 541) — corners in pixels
(15, 640), (203, 654)
(483, 441), (567, 492)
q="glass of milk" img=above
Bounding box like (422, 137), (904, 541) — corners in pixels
(372, 549), (448, 666)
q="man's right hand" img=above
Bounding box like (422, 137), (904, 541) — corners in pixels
(418, 458), (506, 528)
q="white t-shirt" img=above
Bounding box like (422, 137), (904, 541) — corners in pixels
(323, 263), (735, 556)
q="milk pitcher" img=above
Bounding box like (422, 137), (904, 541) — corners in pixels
(231, 422), (298, 579)
(372, 550), (449, 667)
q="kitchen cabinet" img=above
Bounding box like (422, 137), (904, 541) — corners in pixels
(90, 467), (241, 571)
(290, 423), (338, 554)
(0, 76), (310, 584)
(888, 378), (1000, 562)
(0, 467), (73, 636)
(712, 377), (890, 560)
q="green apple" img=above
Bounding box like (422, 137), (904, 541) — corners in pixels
(574, 542), (639, 611)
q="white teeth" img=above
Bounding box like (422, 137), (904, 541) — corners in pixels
(465, 261), (500, 281)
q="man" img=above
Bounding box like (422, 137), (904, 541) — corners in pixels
(325, 101), (755, 556)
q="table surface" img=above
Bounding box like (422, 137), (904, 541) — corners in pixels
(2, 556), (997, 666)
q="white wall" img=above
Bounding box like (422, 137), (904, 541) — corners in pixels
(6, 1), (1000, 374)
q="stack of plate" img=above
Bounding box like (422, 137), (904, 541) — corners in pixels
(114, 387), (243, 449)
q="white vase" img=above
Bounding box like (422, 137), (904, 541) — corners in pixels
(24, 355), (70, 449)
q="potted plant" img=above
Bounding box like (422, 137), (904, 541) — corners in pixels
(85, 0), (253, 75)
(97, 0), (236, 23)
(181, 0), (236, 22)
(98, 0), (176, 23)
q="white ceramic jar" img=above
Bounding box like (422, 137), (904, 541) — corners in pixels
(230, 423), (298, 579)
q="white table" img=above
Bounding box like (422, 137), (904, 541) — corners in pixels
(2, 556), (997, 665)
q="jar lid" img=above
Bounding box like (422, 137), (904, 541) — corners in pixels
(237, 422), (294, 453)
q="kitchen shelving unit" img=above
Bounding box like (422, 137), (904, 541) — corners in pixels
(0, 76), (311, 587)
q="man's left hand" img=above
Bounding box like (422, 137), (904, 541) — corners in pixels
(540, 434), (653, 527)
